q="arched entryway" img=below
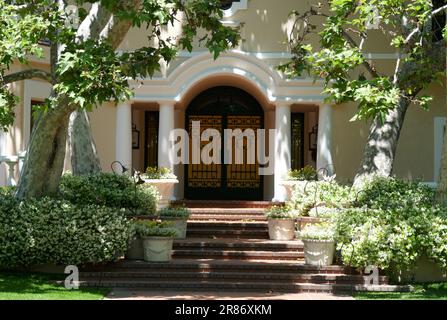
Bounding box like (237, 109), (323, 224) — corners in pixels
(185, 86), (264, 200)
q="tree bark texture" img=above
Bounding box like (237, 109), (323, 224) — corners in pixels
(353, 97), (411, 187)
(69, 110), (102, 175)
(15, 99), (75, 198)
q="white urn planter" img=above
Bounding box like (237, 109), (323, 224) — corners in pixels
(302, 239), (335, 266)
(267, 218), (296, 240)
(143, 179), (179, 209)
(142, 236), (175, 262)
(160, 217), (188, 239)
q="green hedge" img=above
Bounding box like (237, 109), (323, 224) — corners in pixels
(59, 173), (159, 215)
(0, 194), (132, 268)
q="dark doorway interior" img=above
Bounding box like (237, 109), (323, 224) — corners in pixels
(291, 113), (305, 170)
(144, 111), (159, 170)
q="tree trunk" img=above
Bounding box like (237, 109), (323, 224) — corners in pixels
(15, 101), (75, 199)
(68, 110), (101, 175)
(67, 0), (141, 175)
(436, 122), (447, 205)
(353, 97), (411, 187)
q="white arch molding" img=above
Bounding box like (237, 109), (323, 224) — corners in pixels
(130, 51), (325, 107)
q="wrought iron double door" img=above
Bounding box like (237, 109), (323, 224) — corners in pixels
(185, 114), (263, 200)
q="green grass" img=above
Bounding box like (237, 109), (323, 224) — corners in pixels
(0, 272), (110, 300)
(354, 283), (447, 300)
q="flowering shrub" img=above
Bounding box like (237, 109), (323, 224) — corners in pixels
(298, 222), (335, 241)
(288, 180), (354, 215)
(265, 205), (297, 219)
(354, 176), (435, 210)
(334, 206), (447, 274)
(142, 166), (177, 179)
(59, 173), (158, 214)
(0, 194), (132, 268)
(286, 166), (317, 181)
(133, 220), (178, 238)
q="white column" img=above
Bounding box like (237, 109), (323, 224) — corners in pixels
(317, 104), (334, 176)
(273, 102), (292, 202)
(115, 102), (132, 169)
(158, 101), (175, 171)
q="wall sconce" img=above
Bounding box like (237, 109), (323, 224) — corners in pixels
(132, 123), (140, 150)
(309, 124), (318, 161)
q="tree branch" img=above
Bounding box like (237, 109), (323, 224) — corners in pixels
(404, 3), (447, 44)
(341, 29), (379, 78)
(1, 69), (52, 85)
(99, 0), (143, 50)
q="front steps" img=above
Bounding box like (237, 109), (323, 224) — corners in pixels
(76, 202), (412, 294)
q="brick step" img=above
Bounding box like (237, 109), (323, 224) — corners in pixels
(186, 229), (269, 239)
(187, 221), (268, 229)
(188, 208), (266, 215)
(172, 201), (280, 209)
(189, 215), (267, 221)
(172, 249), (303, 261)
(173, 239), (303, 252)
(78, 271), (388, 285)
(83, 259), (351, 274)
(73, 279), (408, 293)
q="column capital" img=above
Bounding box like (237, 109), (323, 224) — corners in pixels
(274, 100), (293, 108)
(157, 100), (177, 107)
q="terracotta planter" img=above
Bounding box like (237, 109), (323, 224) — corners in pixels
(142, 236), (174, 262)
(160, 217), (188, 239)
(267, 218), (296, 240)
(125, 238), (144, 260)
(142, 179), (179, 209)
(303, 239), (335, 266)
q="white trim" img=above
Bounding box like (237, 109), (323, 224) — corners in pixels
(23, 80), (52, 147)
(174, 51), (402, 60)
(222, 0), (248, 18)
(130, 51), (326, 105)
(434, 117), (447, 182)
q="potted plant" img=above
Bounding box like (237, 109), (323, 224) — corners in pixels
(141, 167), (179, 209)
(298, 222), (336, 267)
(125, 220), (149, 260)
(265, 205), (297, 240)
(280, 166), (317, 201)
(140, 221), (178, 262)
(158, 206), (190, 239)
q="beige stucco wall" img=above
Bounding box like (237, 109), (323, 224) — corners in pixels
(89, 102), (117, 172)
(332, 82), (447, 183)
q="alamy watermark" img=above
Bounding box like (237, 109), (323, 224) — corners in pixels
(64, 265), (79, 290)
(169, 121), (277, 175)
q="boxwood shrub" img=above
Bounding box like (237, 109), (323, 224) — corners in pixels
(59, 173), (159, 215)
(0, 193), (132, 268)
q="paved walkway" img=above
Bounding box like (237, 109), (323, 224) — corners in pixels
(104, 289), (354, 300)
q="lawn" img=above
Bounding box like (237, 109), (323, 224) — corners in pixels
(354, 283), (447, 300)
(0, 272), (110, 300)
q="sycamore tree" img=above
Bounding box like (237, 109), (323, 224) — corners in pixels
(0, 0), (240, 199)
(279, 0), (446, 186)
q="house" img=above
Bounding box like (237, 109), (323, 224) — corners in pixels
(1, 0), (446, 201)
